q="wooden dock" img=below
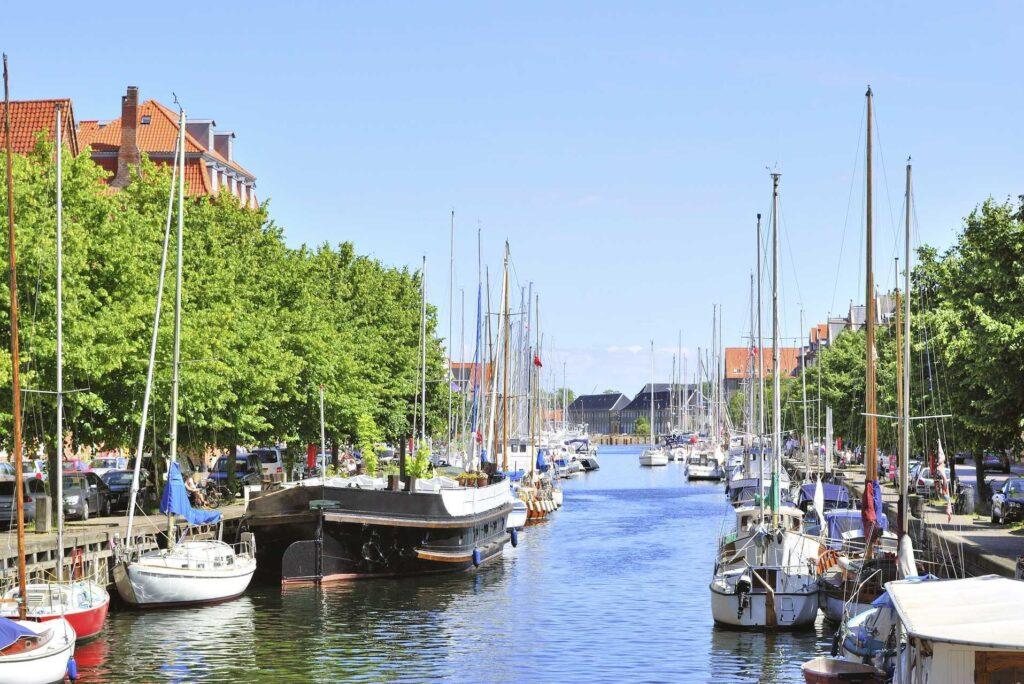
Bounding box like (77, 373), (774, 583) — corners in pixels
(0, 502), (247, 589)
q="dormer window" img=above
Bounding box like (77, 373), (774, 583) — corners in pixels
(140, 115), (152, 125)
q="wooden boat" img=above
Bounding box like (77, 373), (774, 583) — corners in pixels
(0, 617), (76, 684)
(249, 475), (513, 583)
(801, 656), (882, 683)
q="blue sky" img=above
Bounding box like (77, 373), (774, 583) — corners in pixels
(5, 3), (1023, 395)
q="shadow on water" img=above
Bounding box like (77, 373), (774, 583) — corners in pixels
(78, 445), (832, 683)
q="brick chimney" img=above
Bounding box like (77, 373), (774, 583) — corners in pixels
(110, 86), (141, 188)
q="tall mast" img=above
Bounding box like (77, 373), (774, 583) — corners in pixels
(167, 107), (186, 547)
(126, 100), (180, 543)
(756, 213), (765, 514)
(748, 273), (755, 437)
(500, 243), (511, 470)
(771, 172), (782, 524)
(864, 87), (878, 487)
(447, 211), (455, 450)
(4, 55), (27, 618)
(900, 159), (912, 537)
(458, 286), (465, 463)
(318, 384), (326, 471)
(531, 294), (539, 476)
(649, 340), (655, 447)
(419, 256), (428, 443)
(801, 308), (810, 482)
(484, 267), (498, 464)
(54, 103), (65, 582)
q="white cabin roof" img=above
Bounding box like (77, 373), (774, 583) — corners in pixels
(887, 575), (1024, 650)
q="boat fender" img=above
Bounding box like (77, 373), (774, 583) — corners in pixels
(472, 548), (482, 567)
(67, 656), (79, 682)
(510, 528), (519, 548)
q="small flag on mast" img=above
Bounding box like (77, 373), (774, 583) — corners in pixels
(533, 355), (543, 367)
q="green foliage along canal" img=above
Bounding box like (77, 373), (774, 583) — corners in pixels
(72, 446), (832, 682)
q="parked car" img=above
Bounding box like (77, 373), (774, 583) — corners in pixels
(208, 453), (263, 494)
(250, 447), (286, 480)
(21, 459), (45, 481)
(0, 478), (48, 527)
(0, 463), (14, 480)
(911, 463), (949, 497)
(991, 477), (1024, 525)
(90, 456), (127, 478)
(954, 451), (970, 464)
(981, 451), (1011, 474)
(100, 469), (153, 514)
(62, 472), (100, 521)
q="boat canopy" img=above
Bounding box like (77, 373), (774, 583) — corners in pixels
(825, 508), (887, 542)
(797, 483), (850, 509)
(886, 574), (1024, 650)
(0, 617), (34, 650)
(160, 461), (221, 526)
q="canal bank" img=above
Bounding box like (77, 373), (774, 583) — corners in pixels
(70, 445), (830, 683)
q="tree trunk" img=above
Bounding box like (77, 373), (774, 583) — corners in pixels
(976, 449), (988, 507)
(399, 437), (407, 480)
(331, 440), (339, 469)
(47, 440), (59, 529)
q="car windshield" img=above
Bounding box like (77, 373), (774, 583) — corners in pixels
(1007, 481), (1024, 495)
(214, 456), (248, 472)
(104, 471), (134, 485)
(253, 450), (278, 464)
(62, 476), (84, 489)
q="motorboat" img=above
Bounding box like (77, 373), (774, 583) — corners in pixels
(0, 617), (75, 684)
(687, 451), (725, 480)
(507, 499), (528, 529)
(639, 448), (669, 467)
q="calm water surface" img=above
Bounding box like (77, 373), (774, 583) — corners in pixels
(76, 445), (832, 682)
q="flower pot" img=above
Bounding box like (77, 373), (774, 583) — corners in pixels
(476, 474), (489, 488)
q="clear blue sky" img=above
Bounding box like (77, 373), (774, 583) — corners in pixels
(5, 3), (1023, 396)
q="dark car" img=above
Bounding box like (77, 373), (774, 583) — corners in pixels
(100, 469), (152, 514)
(992, 477), (1024, 525)
(208, 454), (263, 494)
(62, 472), (100, 521)
(982, 451), (1011, 474)
(0, 478), (48, 527)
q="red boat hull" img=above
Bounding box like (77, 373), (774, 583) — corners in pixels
(38, 596), (110, 642)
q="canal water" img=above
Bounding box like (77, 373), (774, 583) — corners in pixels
(76, 445), (832, 682)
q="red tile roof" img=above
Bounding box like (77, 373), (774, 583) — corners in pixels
(77, 99), (253, 178)
(724, 347), (800, 380)
(0, 99), (78, 155)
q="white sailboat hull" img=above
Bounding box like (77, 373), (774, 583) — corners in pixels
(0, 618), (75, 684)
(639, 450), (669, 466)
(710, 584), (819, 628)
(115, 540), (256, 607)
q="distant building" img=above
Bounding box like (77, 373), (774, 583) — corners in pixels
(77, 86), (257, 207)
(449, 362), (491, 391)
(566, 393), (630, 434)
(0, 98), (78, 155)
(618, 383), (697, 435)
(723, 347), (800, 399)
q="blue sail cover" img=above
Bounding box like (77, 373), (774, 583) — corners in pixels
(825, 508), (887, 546)
(797, 483), (850, 509)
(536, 448), (550, 472)
(0, 617), (35, 650)
(160, 461), (221, 526)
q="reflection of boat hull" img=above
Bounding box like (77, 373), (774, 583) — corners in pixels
(248, 481), (512, 584)
(0, 617), (75, 684)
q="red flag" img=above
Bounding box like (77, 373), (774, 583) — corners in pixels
(533, 355), (543, 367)
(306, 443), (317, 470)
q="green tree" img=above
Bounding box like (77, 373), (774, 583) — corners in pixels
(635, 415), (650, 438)
(357, 412), (381, 477)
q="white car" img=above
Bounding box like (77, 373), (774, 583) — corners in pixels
(911, 463), (949, 497)
(91, 456), (127, 478)
(250, 447), (285, 480)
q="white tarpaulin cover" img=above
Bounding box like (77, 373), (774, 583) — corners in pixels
(887, 574), (1024, 649)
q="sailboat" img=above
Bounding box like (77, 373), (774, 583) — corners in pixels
(0, 55), (76, 682)
(816, 90), (906, 625)
(113, 107), (256, 607)
(639, 341), (668, 466)
(709, 171), (822, 629)
(0, 103), (109, 639)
